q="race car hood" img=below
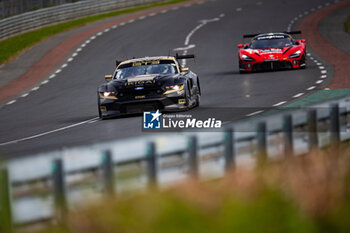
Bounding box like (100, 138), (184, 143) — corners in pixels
(99, 74), (183, 92)
(240, 46), (302, 59)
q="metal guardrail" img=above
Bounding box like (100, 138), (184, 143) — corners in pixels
(1, 96), (350, 229)
(0, 0), (167, 40)
(0, 0), (80, 19)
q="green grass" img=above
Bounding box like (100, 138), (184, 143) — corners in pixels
(345, 15), (350, 33)
(0, 0), (188, 65)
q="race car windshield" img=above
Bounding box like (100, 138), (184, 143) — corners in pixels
(114, 64), (178, 80)
(250, 38), (293, 49)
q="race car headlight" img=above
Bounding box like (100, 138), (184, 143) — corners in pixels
(288, 50), (301, 58)
(100, 91), (118, 99)
(164, 84), (184, 95)
(241, 54), (255, 62)
(103, 92), (115, 97)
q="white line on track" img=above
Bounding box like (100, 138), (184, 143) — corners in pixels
(31, 86), (39, 91)
(293, 93), (304, 98)
(49, 74), (56, 79)
(41, 80), (49, 85)
(61, 63), (68, 68)
(21, 93), (29, 98)
(97, 32), (103, 36)
(55, 69), (62, 74)
(246, 110), (264, 117)
(307, 86), (316, 90)
(321, 75), (327, 79)
(6, 100), (16, 105)
(72, 52), (78, 57)
(67, 57), (73, 62)
(236, 8), (242, 12)
(321, 70), (327, 74)
(0, 117), (100, 146)
(316, 80), (323, 84)
(273, 101), (287, 107)
(177, 15), (223, 67)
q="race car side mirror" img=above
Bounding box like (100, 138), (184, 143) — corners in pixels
(244, 44), (249, 49)
(105, 75), (112, 81)
(181, 67), (189, 73)
(237, 44), (243, 48)
(301, 39), (306, 43)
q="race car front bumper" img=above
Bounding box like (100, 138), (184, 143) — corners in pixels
(239, 55), (306, 72)
(99, 95), (187, 118)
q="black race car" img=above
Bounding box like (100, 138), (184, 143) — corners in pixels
(97, 55), (201, 118)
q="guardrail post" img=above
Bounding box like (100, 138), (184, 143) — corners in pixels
(224, 128), (235, 172)
(283, 115), (294, 156)
(330, 103), (340, 145)
(257, 122), (267, 160)
(0, 167), (12, 232)
(101, 150), (114, 196)
(307, 109), (318, 150)
(146, 142), (157, 188)
(52, 159), (67, 222)
(188, 136), (198, 178)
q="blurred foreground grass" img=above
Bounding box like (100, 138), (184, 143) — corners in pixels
(0, 0), (187, 65)
(30, 146), (350, 233)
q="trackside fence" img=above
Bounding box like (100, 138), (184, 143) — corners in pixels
(1, 97), (350, 229)
(0, 0), (168, 40)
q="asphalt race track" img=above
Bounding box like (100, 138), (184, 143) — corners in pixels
(0, 0), (333, 158)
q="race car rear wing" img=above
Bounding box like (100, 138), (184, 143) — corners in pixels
(243, 31), (302, 38)
(175, 53), (196, 60)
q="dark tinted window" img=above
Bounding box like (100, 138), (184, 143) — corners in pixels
(250, 38), (294, 49)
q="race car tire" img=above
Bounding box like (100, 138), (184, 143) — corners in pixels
(97, 95), (107, 119)
(195, 94), (200, 107)
(185, 81), (191, 110)
(196, 77), (201, 96)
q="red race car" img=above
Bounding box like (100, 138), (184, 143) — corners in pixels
(237, 31), (306, 73)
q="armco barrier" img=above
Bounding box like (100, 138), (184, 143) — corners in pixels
(0, 0), (167, 40)
(2, 95), (350, 228)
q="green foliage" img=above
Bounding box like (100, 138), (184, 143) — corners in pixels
(0, 0), (188, 64)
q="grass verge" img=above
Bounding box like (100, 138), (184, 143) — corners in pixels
(30, 146), (350, 233)
(0, 0), (188, 65)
